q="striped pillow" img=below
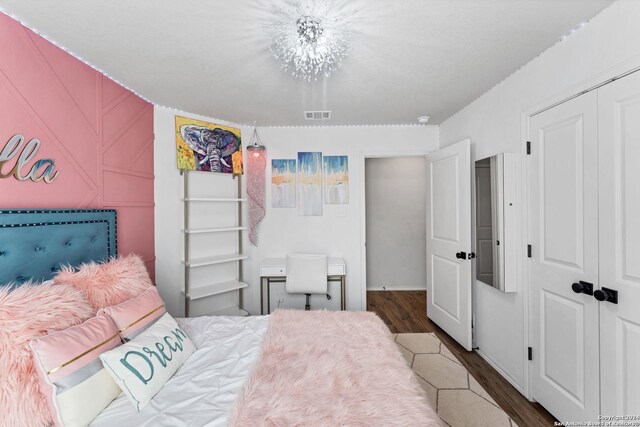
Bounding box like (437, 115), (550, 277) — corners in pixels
(99, 286), (166, 341)
(29, 312), (122, 427)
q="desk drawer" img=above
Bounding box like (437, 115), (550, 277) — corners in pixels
(328, 265), (346, 276)
(260, 266), (286, 276)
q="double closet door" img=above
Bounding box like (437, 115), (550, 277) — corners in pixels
(529, 71), (640, 422)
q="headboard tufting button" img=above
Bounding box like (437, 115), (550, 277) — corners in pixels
(90, 236), (97, 243)
(35, 246), (46, 253)
(0, 251), (6, 256)
(65, 241), (72, 247)
(16, 276), (27, 282)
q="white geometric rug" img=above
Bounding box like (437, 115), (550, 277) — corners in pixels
(395, 333), (520, 427)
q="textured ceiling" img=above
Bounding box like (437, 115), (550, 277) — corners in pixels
(0, 0), (614, 126)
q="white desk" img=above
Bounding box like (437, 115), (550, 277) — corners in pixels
(259, 257), (346, 314)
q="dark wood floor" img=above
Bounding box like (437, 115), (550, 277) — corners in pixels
(367, 290), (557, 427)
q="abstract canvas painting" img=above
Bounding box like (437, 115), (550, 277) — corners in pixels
(175, 115), (243, 174)
(297, 152), (323, 216)
(272, 159), (296, 208)
(323, 155), (349, 204)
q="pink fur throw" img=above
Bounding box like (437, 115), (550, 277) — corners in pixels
(0, 282), (94, 427)
(53, 254), (152, 310)
(229, 310), (442, 427)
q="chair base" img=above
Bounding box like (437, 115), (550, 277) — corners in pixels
(305, 293), (311, 311)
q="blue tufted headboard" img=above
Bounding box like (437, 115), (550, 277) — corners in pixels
(0, 209), (117, 287)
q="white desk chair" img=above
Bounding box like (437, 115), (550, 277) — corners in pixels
(286, 254), (328, 310)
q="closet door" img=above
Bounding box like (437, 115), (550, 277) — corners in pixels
(529, 91), (600, 422)
(598, 71), (640, 417)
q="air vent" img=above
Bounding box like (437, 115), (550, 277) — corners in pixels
(304, 110), (332, 120)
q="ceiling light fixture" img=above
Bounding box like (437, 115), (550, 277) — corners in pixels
(247, 121), (266, 158)
(270, 1), (351, 81)
(246, 122), (266, 246)
(417, 116), (431, 125)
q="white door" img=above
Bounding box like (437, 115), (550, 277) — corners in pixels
(426, 139), (473, 351)
(529, 91), (600, 422)
(598, 71), (640, 417)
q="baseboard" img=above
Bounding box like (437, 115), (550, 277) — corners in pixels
(367, 286), (427, 291)
(475, 349), (526, 397)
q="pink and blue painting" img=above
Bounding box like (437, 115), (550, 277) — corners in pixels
(272, 159), (296, 208)
(297, 152), (323, 216)
(323, 155), (348, 204)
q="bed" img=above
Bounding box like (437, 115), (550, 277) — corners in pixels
(1, 209), (440, 426)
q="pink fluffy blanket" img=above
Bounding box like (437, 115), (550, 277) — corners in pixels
(229, 310), (442, 426)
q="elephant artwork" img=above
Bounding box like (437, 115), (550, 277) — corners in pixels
(175, 116), (243, 175)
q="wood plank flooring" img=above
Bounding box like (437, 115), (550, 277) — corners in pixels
(367, 290), (557, 427)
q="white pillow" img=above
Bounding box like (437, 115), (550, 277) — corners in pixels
(99, 313), (195, 411)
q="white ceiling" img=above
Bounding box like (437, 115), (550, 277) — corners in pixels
(0, 0), (614, 126)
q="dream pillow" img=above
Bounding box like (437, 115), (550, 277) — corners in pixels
(30, 312), (122, 427)
(99, 313), (195, 412)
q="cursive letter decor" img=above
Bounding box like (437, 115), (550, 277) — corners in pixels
(0, 134), (59, 183)
(118, 326), (190, 386)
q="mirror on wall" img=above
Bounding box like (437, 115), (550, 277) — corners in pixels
(474, 153), (517, 293)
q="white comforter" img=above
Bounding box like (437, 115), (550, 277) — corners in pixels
(91, 315), (269, 427)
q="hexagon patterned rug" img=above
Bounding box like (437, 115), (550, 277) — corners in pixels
(395, 333), (519, 427)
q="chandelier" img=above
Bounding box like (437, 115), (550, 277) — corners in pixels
(270, 1), (351, 81)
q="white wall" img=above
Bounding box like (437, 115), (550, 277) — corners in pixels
(155, 111), (438, 315)
(439, 0), (640, 394)
(245, 125), (439, 314)
(154, 105), (253, 317)
(365, 157), (427, 290)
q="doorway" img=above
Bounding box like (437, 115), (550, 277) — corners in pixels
(363, 156), (428, 332)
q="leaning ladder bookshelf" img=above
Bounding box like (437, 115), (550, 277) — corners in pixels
(182, 170), (248, 317)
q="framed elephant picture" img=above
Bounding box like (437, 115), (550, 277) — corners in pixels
(175, 116), (243, 175)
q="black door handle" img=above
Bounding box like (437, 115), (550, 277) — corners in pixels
(571, 281), (593, 295)
(594, 287), (618, 304)
(456, 251), (467, 259)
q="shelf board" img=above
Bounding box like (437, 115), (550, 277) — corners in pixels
(183, 253), (248, 268)
(183, 197), (247, 202)
(183, 280), (248, 300)
(183, 226), (247, 234)
(210, 306), (249, 316)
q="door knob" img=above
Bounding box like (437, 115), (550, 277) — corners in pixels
(594, 287), (618, 304)
(571, 281), (593, 295)
(456, 251), (467, 259)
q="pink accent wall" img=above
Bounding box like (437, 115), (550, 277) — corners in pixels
(0, 14), (155, 279)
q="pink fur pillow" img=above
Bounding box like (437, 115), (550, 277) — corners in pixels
(0, 282), (94, 427)
(54, 254), (153, 310)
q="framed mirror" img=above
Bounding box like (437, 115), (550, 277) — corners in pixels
(474, 153), (517, 293)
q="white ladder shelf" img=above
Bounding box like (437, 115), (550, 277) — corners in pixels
(182, 170), (248, 317)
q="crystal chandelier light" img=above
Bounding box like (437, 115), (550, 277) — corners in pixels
(270, 1), (351, 81)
